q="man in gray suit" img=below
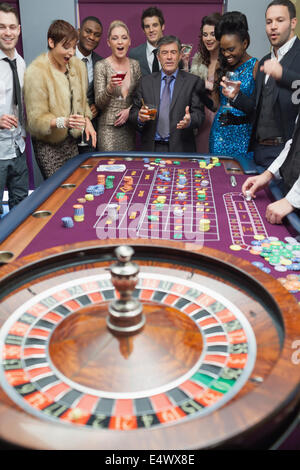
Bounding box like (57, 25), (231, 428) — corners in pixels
(129, 36), (205, 153)
(129, 6), (165, 76)
(76, 16), (103, 147)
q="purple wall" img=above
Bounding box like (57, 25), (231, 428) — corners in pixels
(78, 1), (223, 58)
(3, 0), (222, 189)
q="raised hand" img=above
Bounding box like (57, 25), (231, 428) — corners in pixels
(177, 106), (191, 129)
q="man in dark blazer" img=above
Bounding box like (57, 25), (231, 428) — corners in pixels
(76, 16), (103, 147)
(129, 36), (205, 153)
(129, 6), (165, 76)
(224, 0), (300, 170)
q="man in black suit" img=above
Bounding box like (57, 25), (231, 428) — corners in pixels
(76, 16), (103, 147)
(223, 0), (300, 170)
(129, 6), (165, 76)
(129, 36), (205, 153)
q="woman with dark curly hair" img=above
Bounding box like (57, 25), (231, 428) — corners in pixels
(209, 11), (258, 161)
(190, 12), (221, 153)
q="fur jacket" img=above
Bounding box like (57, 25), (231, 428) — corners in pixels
(24, 53), (91, 144)
(190, 52), (208, 80)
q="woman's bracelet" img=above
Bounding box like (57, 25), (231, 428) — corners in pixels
(56, 117), (67, 129)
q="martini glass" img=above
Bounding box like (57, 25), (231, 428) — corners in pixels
(78, 117), (88, 147)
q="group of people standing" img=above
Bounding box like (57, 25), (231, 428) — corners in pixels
(0, 1), (300, 225)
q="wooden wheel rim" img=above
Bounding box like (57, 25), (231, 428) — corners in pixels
(0, 239), (299, 450)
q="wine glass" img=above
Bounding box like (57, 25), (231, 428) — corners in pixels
(223, 71), (239, 109)
(113, 71), (127, 100)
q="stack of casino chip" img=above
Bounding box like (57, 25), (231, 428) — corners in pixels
(93, 185), (105, 196)
(249, 235), (300, 275)
(155, 196), (166, 204)
(174, 207), (184, 217)
(178, 192), (186, 201)
(97, 174), (106, 185)
(122, 176), (133, 191)
(158, 171), (171, 182)
(61, 216), (74, 228)
(278, 274), (300, 294)
(107, 203), (118, 221)
(200, 179), (209, 188)
(73, 204), (84, 222)
(197, 190), (206, 201)
(105, 176), (115, 189)
(199, 218), (210, 232)
(86, 184), (105, 197)
(177, 174), (187, 189)
(77, 198), (86, 204)
(198, 157), (220, 169)
(157, 186), (166, 194)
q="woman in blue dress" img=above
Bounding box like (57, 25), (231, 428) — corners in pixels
(209, 12), (258, 160)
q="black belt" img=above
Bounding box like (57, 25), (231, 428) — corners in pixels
(218, 112), (251, 126)
(155, 140), (169, 145)
(258, 137), (284, 146)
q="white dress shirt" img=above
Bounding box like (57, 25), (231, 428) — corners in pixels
(0, 49), (26, 159)
(265, 35), (297, 83)
(268, 117), (300, 208)
(146, 41), (161, 72)
(76, 46), (93, 84)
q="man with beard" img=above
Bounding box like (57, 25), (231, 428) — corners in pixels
(223, 0), (300, 170)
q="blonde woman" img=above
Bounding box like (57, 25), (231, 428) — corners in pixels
(24, 20), (96, 179)
(94, 20), (141, 151)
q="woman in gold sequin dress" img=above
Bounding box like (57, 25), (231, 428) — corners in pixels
(94, 20), (141, 151)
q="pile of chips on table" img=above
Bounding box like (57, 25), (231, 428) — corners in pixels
(249, 235), (300, 294)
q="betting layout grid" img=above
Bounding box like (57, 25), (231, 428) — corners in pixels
(19, 157), (300, 303)
(20, 157), (221, 258)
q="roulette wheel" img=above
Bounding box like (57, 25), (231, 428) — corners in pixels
(0, 239), (300, 450)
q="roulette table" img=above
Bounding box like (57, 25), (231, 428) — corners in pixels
(0, 151), (300, 450)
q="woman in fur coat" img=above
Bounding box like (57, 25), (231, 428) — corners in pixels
(24, 20), (96, 179)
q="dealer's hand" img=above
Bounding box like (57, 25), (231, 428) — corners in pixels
(266, 198), (294, 224)
(242, 171), (273, 198)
